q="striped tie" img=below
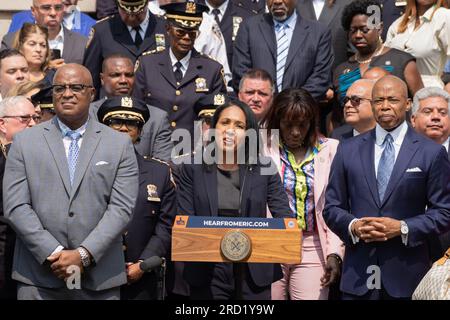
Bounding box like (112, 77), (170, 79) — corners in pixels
(276, 23), (289, 92)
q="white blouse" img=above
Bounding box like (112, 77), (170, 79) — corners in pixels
(386, 6), (450, 88)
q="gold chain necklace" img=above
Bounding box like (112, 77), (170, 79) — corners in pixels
(355, 43), (385, 64)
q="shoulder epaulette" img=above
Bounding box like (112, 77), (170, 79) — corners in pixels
(142, 48), (164, 56)
(172, 151), (196, 160)
(148, 157), (170, 167)
(96, 15), (114, 24)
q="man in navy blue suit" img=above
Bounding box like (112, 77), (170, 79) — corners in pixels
(323, 75), (450, 300)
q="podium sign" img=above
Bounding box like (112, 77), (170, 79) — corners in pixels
(172, 215), (302, 264)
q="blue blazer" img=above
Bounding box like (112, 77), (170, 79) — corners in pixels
(323, 126), (450, 298)
(177, 159), (292, 288)
(8, 10), (95, 37)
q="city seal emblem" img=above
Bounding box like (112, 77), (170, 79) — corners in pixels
(220, 230), (252, 262)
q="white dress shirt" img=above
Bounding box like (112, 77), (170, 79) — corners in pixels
(49, 26), (65, 55)
(127, 10), (150, 42)
(312, 0), (326, 20)
(169, 49), (191, 77)
(443, 137), (449, 152)
(206, 0), (229, 23)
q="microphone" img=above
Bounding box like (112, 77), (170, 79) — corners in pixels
(139, 256), (163, 272)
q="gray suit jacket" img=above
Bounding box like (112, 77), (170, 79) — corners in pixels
(90, 99), (173, 161)
(1, 26), (87, 65)
(3, 118), (138, 291)
(297, 0), (353, 68)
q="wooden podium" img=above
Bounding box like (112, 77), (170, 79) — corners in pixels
(172, 215), (302, 264)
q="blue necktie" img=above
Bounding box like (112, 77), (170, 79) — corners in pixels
(276, 23), (289, 92)
(67, 131), (81, 185)
(377, 133), (394, 201)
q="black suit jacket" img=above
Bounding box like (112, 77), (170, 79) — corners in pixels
(83, 12), (168, 95)
(177, 159), (292, 288)
(217, 1), (256, 67)
(330, 124), (354, 141)
(121, 153), (176, 299)
(232, 0), (266, 14)
(297, 0), (353, 68)
(232, 11), (334, 99)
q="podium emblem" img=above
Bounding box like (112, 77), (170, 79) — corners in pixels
(220, 230), (252, 262)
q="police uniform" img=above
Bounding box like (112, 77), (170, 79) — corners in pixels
(97, 97), (177, 300)
(133, 1), (227, 134)
(232, 0), (266, 14)
(30, 85), (55, 123)
(83, 0), (168, 96)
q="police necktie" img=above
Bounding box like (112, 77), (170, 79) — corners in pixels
(377, 133), (394, 201)
(174, 61), (183, 82)
(276, 23), (289, 92)
(67, 131), (81, 185)
(134, 26), (143, 48)
(212, 8), (221, 26)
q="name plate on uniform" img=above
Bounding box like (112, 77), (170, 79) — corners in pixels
(172, 215), (302, 263)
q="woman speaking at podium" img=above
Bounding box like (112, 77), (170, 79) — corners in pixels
(176, 99), (291, 300)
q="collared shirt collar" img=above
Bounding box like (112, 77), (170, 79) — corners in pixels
(57, 117), (89, 138)
(443, 137), (449, 152)
(126, 9), (150, 34)
(273, 10), (297, 30)
(169, 48), (191, 70)
(206, 0), (229, 16)
(52, 25), (64, 42)
(375, 121), (408, 147)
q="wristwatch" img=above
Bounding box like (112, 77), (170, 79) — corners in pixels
(77, 247), (91, 267)
(400, 220), (409, 245)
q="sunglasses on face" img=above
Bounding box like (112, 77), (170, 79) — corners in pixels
(171, 26), (199, 40)
(106, 118), (142, 130)
(343, 95), (372, 107)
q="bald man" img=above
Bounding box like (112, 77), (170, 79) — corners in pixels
(331, 79), (376, 141)
(324, 76), (450, 300)
(362, 67), (390, 81)
(3, 64), (139, 300)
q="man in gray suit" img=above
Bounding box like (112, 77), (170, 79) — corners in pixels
(232, 0), (334, 100)
(90, 54), (172, 161)
(3, 64), (139, 300)
(1, 0), (87, 66)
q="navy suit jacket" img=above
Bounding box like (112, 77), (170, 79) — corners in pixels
(177, 159), (291, 288)
(232, 11), (334, 99)
(323, 126), (450, 298)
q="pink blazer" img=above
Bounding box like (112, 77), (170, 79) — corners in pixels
(263, 137), (344, 261)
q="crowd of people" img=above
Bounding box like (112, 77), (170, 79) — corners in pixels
(0, 0), (449, 301)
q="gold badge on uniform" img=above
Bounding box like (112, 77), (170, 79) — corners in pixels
(134, 59), (140, 73)
(147, 184), (161, 202)
(122, 97), (133, 108)
(232, 16), (243, 42)
(186, 1), (196, 14)
(195, 77), (209, 92)
(86, 28), (95, 49)
(214, 94), (225, 105)
(155, 34), (166, 51)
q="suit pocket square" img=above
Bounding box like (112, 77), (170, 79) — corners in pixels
(95, 161), (109, 166)
(406, 167), (422, 172)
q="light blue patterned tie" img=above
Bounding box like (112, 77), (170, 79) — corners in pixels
(276, 23), (289, 92)
(67, 131), (81, 185)
(377, 133), (394, 201)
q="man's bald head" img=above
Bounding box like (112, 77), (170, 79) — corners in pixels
(363, 67), (390, 81)
(344, 79), (376, 133)
(372, 75), (411, 130)
(53, 63), (95, 130)
(54, 63), (93, 86)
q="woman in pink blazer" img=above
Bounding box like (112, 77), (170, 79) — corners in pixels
(262, 88), (344, 300)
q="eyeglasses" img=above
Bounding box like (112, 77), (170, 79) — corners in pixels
(171, 26), (199, 40)
(106, 118), (142, 130)
(3, 114), (41, 124)
(52, 84), (93, 95)
(343, 95), (372, 107)
(35, 4), (64, 12)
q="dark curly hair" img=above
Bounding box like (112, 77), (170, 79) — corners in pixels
(341, 0), (383, 31)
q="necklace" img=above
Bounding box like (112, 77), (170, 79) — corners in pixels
(355, 43), (385, 64)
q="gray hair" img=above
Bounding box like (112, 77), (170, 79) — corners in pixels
(412, 87), (450, 115)
(0, 96), (33, 117)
